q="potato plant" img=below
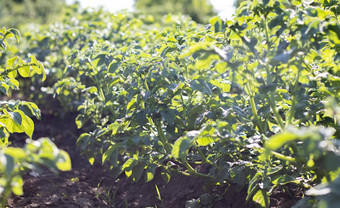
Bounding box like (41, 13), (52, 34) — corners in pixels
(15, 0), (340, 207)
(0, 27), (71, 207)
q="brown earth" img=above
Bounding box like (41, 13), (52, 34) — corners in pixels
(6, 105), (302, 208)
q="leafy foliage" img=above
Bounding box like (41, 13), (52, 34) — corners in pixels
(0, 27), (45, 145)
(0, 27), (71, 207)
(0, 138), (71, 207)
(134, 0), (216, 23)
(0, 0), (66, 28)
(14, 0), (340, 207)
(234, 0), (248, 8)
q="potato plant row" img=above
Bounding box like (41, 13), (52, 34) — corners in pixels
(12, 0), (340, 207)
(0, 27), (71, 207)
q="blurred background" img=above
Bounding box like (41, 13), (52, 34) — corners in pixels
(0, 0), (246, 28)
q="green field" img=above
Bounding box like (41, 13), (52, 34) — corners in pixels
(1, 0), (340, 207)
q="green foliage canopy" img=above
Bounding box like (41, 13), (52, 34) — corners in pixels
(0, 27), (71, 206)
(9, 0), (340, 207)
(134, 0), (216, 23)
(0, 0), (66, 28)
(234, 0), (247, 8)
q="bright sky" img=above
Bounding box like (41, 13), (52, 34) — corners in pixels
(65, 0), (236, 20)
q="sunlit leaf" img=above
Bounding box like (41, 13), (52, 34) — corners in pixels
(56, 150), (72, 171)
(253, 190), (270, 208)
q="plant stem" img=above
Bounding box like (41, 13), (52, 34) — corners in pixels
(262, 16), (285, 130)
(0, 176), (13, 208)
(286, 62), (301, 126)
(246, 84), (265, 134)
(264, 16), (271, 53)
(266, 92), (285, 130)
(183, 160), (212, 179)
(0, 63), (37, 77)
(255, 147), (296, 163)
(195, 143), (213, 165)
(154, 119), (171, 153)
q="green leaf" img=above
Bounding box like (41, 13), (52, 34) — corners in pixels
(262, 0), (269, 6)
(210, 16), (226, 33)
(37, 61), (46, 80)
(229, 30), (241, 40)
(265, 131), (298, 151)
(180, 42), (213, 58)
(135, 110), (147, 126)
(328, 25), (340, 44)
(209, 16), (220, 26)
(93, 54), (112, 67)
(268, 15), (284, 29)
(123, 158), (136, 172)
(7, 69), (17, 79)
(38, 138), (58, 160)
(187, 105), (205, 129)
(0, 83), (10, 95)
(18, 66), (31, 78)
(273, 49), (295, 63)
(4, 147), (26, 160)
(161, 46), (177, 57)
(0, 127), (9, 142)
(190, 79), (213, 95)
(196, 137), (214, 146)
(19, 102), (41, 120)
(9, 78), (19, 89)
(10, 111), (22, 125)
(88, 157), (95, 165)
(108, 61), (120, 73)
(84, 86), (97, 94)
(267, 166), (283, 175)
(75, 114), (86, 129)
(247, 172), (262, 201)
(132, 162), (145, 182)
(8, 28), (20, 43)
(126, 96), (137, 112)
(30, 61), (46, 81)
(232, 166), (246, 186)
(0, 111), (22, 134)
(160, 109), (176, 125)
(99, 88), (105, 101)
(18, 111), (34, 138)
(3, 154), (14, 175)
(6, 56), (18, 68)
(145, 164), (157, 182)
(56, 150), (72, 171)
(253, 190), (270, 208)
(161, 171), (171, 183)
(11, 176), (23, 196)
(210, 79), (230, 92)
(172, 133), (197, 162)
(109, 121), (120, 136)
(215, 62), (228, 74)
(272, 174), (299, 185)
(102, 145), (119, 165)
(0, 39), (6, 51)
